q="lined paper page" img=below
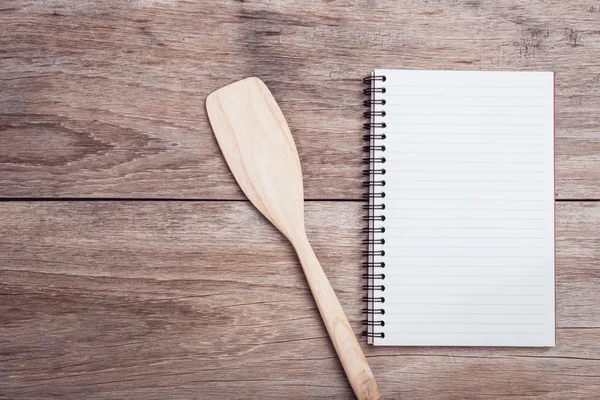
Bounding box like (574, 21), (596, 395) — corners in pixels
(371, 70), (555, 346)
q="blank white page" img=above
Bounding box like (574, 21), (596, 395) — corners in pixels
(370, 70), (555, 346)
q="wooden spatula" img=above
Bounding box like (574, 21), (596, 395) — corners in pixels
(206, 77), (380, 400)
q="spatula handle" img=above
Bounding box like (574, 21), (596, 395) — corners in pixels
(293, 233), (380, 400)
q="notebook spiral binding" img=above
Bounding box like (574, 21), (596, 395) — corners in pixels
(361, 74), (387, 340)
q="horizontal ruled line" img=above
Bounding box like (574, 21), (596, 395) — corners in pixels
(384, 141), (546, 145)
(385, 132), (545, 135)
(387, 199), (549, 201)
(384, 227), (546, 230)
(383, 209), (548, 213)
(389, 160), (546, 164)
(386, 293), (546, 296)
(385, 303), (547, 306)
(389, 122), (545, 126)
(382, 85), (545, 89)
(383, 207), (547, 210)
(384, 189), (548, 193)
(383, 113), (545, 117)
(385, 151), (547, 155)
(387, 266), (545, 268)
(389, 217), (545, 220)
(384, 94), (545, 98)
(384, 180), (545, 183)
(388, 247), (547, 250)
(386, 170), (546, 173)
(382, 104), (546, 108)
(383, 322), (546, 325)
(383, 235), (545, 238)
(386, 266), (546, 268)
(386, 104), (546, 108)
(386, 198), (548, 203)
(389, 274), (545, 277)
(381, 331), (545, 334)
(384, 254), (544, 259)
(389, 283), (547, 287)
(386, 312), (546, 315)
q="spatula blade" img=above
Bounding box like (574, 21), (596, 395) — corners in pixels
(206, 77), (305, 240)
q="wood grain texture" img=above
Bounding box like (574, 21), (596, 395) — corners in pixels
(1, 1), (599, 398)
(1, 201), (599, 399)
(1, 0), (600, 199)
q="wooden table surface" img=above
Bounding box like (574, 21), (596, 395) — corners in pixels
(1, 1), (599, 398)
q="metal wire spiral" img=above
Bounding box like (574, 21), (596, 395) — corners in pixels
(361, 74), (387, 340)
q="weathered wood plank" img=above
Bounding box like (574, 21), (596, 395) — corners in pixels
(1, 201), (599, 399)
(1, 0), (599, 199)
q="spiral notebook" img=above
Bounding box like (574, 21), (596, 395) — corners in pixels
(363, 70), (555, 346)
